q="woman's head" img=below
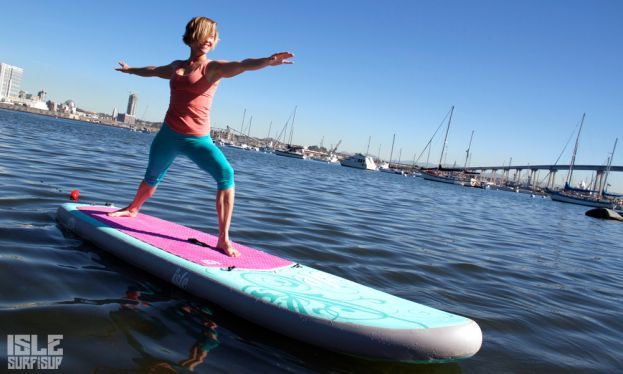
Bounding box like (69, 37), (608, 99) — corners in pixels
(183, 17), (219, 47)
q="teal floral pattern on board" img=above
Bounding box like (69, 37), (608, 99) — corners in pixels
(233, 266), (467, 329)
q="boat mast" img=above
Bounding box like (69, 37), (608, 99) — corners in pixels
(464, 130), (474, 170)
(389, 133), (396, 167)
(240, 108), (246, 136)
(247, 116), (253, 137)
(601, 138), (618, 196)
(438, 105), (454, 169)
(566, 113), (586, 187)
(366, 136), (371, 156)
(288, 106), (298, 145)
(426, 145), (431, 167)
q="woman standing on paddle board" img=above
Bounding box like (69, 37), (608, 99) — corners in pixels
(109, 16), (294, 257)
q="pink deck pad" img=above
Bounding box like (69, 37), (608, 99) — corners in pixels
(78, 206), (293, 270)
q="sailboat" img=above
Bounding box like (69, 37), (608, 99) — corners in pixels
(274, 106), (307, 159)
(548, 114), (617, 208)
(420, 106), (475, 186)
(379, 134), (406, 175)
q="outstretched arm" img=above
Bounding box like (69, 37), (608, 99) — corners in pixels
(212, 52), (294, 79)
(115, 61), (177, 79)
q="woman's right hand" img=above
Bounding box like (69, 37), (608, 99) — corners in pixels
(116, 61), (131, 73)
(267, 52), (294, 66)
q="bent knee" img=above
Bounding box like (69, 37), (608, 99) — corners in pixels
(216, 165), (235, 190)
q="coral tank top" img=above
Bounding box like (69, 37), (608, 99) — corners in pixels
(164, 60), (219, 136)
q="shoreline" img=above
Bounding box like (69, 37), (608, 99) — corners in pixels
(2, 104), (621, 195)
(0, 103), (159, 133)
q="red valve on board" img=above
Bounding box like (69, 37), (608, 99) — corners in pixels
(70, 189), (80, 202)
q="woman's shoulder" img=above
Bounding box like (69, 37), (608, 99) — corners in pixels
(205, 59), (226, 70)
(170, 59), (185, 68)
(203, 60), (225, 82)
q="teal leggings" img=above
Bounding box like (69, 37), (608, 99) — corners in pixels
(144, 123), (235, 190)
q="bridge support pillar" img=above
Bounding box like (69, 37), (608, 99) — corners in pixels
(530, 169), (538, 191)
(595, 171), (605, 193)
(515, 169), (522, 185)
(546, 172), (551, 189)
(548, 170), (557, 189)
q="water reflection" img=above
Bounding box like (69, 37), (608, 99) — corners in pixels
(60, 284), (219, 373)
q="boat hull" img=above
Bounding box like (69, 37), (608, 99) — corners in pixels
(549, 191), (615, 208)
(274, 150), (306, 159)
(340, 162), (376, 170)
(420, 172), (465, 186)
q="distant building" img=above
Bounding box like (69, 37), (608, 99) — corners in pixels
(117, 113), (136, 125)
(126, 93), (137, 116)
(0, 63), (23, 100)
(64, 100), (76, 114)
(11, 94), (48, 110)
(47, 100), (57, 112)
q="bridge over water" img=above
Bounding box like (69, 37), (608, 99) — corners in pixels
(462, 164), (623, 190)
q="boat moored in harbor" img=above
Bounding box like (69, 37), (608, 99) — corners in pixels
(420, 170), (466, 186)
(548, 116), (619, 209)
(274, 146), (307, 159)
(548, 189), (616, 208)
(340, 153), (378, 170)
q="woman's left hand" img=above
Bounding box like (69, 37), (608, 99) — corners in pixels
(268, 52), (294, 66)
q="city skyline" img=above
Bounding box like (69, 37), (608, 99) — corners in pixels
(1, 1), (622, 190)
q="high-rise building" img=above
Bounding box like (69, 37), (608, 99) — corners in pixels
(0, 63), (23, 100)
(126, 93), (137, 116)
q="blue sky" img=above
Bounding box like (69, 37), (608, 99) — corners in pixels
(2, 0), (622, 190)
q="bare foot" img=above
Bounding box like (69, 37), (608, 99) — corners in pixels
(217, 238), (240, 257)
(107, 207), (139, 218)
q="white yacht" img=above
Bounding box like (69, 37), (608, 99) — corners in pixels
(340, 153), (378, 171)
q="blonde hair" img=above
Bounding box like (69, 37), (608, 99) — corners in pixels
(183, 17), (219, 46)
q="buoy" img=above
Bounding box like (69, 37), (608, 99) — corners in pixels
(70, 189), (80, 202)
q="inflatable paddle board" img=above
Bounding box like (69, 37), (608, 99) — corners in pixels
(57, 203), (482, 362)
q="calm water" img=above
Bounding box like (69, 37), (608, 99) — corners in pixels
(1, 109), (622, 373)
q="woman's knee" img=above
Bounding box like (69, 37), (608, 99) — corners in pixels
(217, 164), (235, 190)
